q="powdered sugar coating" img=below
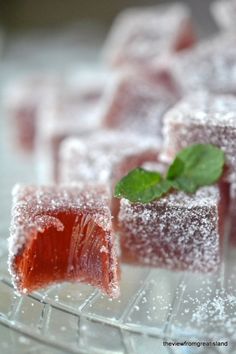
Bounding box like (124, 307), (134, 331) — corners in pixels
(9, 184), (119, 297)
(104, 2), (195, 67)
(163, 92), (236, 181)
(118, 186), (223, 272)
(211, 0), (236, 30)
(102, 72), (178, 139)
(59, 130), (160, 185)
(167, 33), (236, 95)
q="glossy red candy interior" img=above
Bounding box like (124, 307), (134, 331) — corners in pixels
(14, 211), (114, 295)
(10, 185), (119, 298)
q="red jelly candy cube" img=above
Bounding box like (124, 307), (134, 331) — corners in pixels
(9, 184), (120, 298)
(5, 75), (59, 153)
(163, 92), (236, 182)
(166, 33), (236, 96)
(118, 184), (228, 272)
(58, 131), (159, 220)
(36, 76), (106, 182)
(102, 72), (178, 139)
(104, 3), (196, 68)
(59, 130), (159, 186)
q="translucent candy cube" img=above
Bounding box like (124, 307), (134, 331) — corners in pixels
(118, 185), (228, 272)
(4, 75), (60, 153)
(163, 92), (236, 182)
(166, 33), (236, 95)
(211, 0), (236, 30)
(104, 2), (196, 68)
(59, 130), (159, 187)
(59, 131), (159, 219)
(102, 72), (178, 139)
(36, 78), (106, 182)
(8, 184), (120, 298)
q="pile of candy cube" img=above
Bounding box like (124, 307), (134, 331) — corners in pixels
(6, 0), (236, 297)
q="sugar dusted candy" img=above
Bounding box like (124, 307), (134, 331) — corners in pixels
(59, 130), (159, 187)
(102, 72), (178, 139)
(4, 75), (60, 153)
(163, 92), (236, 182)
(118, 185), (228, 272)
(167, 34), (236, 95)
(59, 131), (159, 220)
(9, 184), (120, 298)
(211, 0), (236, 30)
(36, 77), (105, 182)
(104, 2), (195, 68)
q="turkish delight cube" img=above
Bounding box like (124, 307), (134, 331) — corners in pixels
(4, 75), (60, 153)
(36, 77), (106, 182)
(211, 0), (236, 30)
(118, 185), (228, 272)
(8, 184), (119, 298)
(58, 131), (159, 219)
(103, 2), (196, 68)
(166, 33), (236, 96)
(58, 130), (159, 187)
(102, 71), (178, 139)
(163, 92), (236, 182)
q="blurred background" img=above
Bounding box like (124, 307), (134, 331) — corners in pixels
(0, 0), (215, 31)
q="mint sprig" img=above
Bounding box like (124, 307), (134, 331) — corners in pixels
(114, 144), (225, 203)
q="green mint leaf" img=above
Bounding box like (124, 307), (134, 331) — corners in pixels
(147, 179), (172, 202)
(167, 143), (225, 192)
(167, 157), (184, 179)
(170, 177), (198, 193)
(114, 143), (225, 204)
(114, 168), (171, 203)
